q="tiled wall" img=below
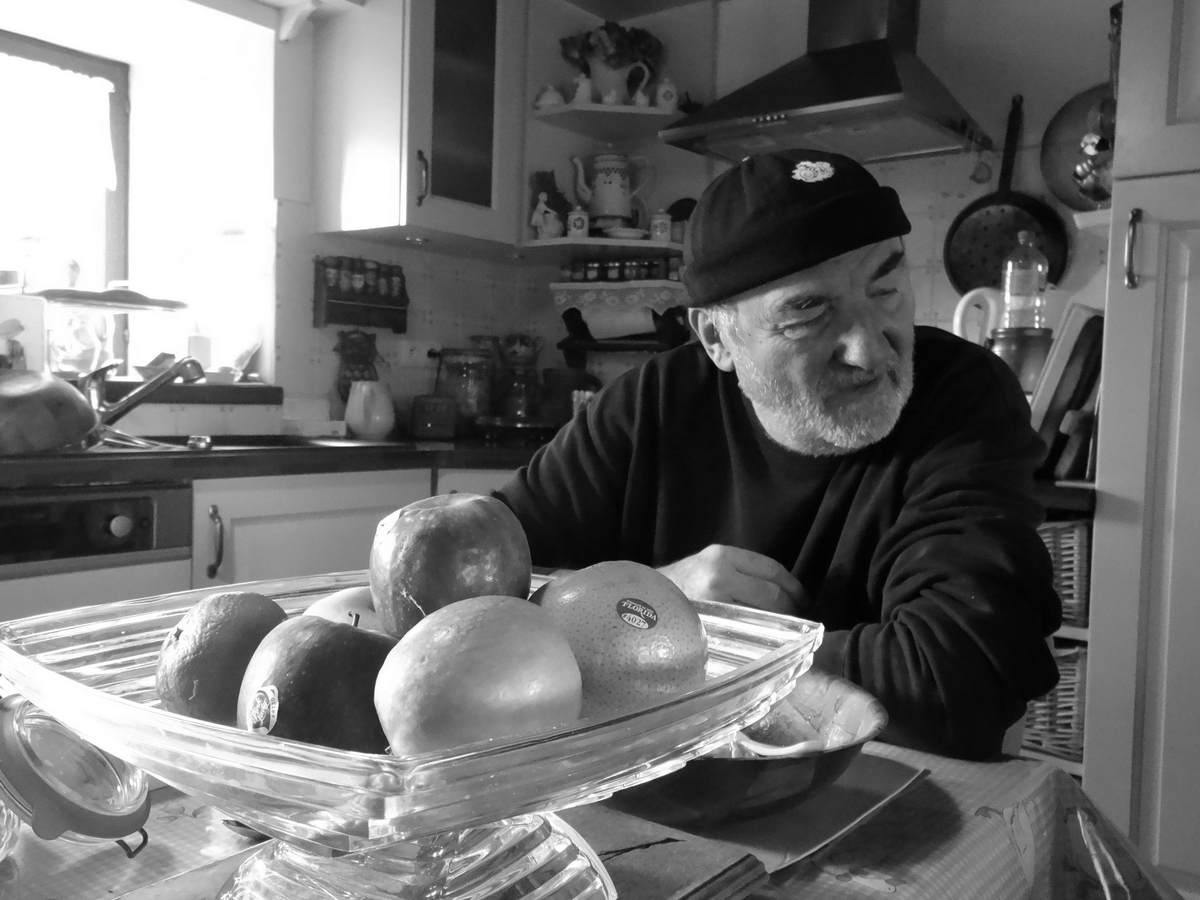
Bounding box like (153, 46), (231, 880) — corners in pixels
(274, 145), (1110, 430)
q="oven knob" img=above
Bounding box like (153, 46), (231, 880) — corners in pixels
(106, 514), (135, 539)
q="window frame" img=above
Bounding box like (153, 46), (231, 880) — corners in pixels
(0, 27), (130, 286)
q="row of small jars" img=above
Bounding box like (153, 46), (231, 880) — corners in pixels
(560, 257), (683, 284)
(319, 256), (408, 302)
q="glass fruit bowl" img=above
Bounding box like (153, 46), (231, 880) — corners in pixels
(0, 571), (823, 900)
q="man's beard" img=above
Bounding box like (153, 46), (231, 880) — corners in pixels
(732, 341), (914, 456)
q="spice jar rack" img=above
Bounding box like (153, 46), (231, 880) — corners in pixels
(312, 256), (410, 333)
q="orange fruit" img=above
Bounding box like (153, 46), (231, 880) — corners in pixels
(532, 561), (709, 720)
(156, 591), (287, 726)
(374, 595), (582, 755)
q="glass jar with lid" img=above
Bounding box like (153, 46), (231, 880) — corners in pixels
(436, 348), (493, 435)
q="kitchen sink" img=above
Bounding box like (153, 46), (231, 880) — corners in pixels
(100, 434), (421, 452)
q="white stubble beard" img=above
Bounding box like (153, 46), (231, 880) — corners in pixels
(732, 338), (915, 456)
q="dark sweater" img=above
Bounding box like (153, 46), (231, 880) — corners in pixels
(497, 326), (1062, 760)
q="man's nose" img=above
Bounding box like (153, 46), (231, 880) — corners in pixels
(835, 309), (893, 370)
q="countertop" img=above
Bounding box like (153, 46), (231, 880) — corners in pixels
(0, 437), (546, 490)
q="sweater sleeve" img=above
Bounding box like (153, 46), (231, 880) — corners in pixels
(813, 343), (1062, 760)
(496, 372), (639, 568)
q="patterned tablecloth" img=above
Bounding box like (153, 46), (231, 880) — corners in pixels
(1, 742), (1186, 900)
(755, 743), (1183, 900)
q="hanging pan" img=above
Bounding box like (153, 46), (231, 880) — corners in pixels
(943, 95), (1069, 295)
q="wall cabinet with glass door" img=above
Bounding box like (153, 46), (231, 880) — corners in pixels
(312, 0), (527, 256)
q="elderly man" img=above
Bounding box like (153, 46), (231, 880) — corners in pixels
(497, 149), (1061, 760)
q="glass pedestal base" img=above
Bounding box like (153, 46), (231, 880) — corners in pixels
(218, 813), (614, 900)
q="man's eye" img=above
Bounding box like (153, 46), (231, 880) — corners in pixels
(780, 310), (825, 337)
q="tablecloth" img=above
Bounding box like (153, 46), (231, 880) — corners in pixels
(753, 743), (1183, 900)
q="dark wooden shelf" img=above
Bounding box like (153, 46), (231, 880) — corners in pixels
(1035, 480), (1096, 516)
(556, 336), (673, 368)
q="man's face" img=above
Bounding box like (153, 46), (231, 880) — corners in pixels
(691, 238), (915, 456)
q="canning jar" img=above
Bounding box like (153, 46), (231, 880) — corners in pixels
(437, 348), (492, 435)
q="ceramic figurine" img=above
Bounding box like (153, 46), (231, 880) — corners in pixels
(571, 73), (592, 105)
(534, 83), (565, 109)
(600, 88), (622, 106)
(633, 86), (650, 107)
(530, 192), (564, 240)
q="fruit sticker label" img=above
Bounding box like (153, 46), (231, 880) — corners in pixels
(247, 685), (280, 735)
(616, 598), (658, 630)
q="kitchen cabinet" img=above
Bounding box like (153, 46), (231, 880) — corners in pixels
(191, 469), (429, 587)
(312, 0), (528, 254)
(1085, 174), (1200, 890)
(1111, 1), (1200, 179)
(2, 560), (192, 620)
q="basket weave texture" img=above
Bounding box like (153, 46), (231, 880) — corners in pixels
(1038, 519), (1091, 628)
(1023, 643), (1087, 763)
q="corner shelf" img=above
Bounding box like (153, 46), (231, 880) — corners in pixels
(551, 279), (687, 312)
(532, 104), (682, 142)
(519, 237), (683, 265)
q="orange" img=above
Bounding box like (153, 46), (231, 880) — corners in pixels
(156, 591), (287, 726)
(532, 561), (709, 720)
(374, 595), (582, 755)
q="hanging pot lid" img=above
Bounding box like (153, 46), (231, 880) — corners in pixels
(0, 694), (149, 842)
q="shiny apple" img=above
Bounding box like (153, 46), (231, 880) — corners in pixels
(368, 492), (532, 639)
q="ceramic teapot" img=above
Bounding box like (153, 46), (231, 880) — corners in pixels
(571, 152), (655, 224)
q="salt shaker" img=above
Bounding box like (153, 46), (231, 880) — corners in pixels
(567, 205), (590, 238)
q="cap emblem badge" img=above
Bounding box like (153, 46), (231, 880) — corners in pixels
(792, 161), (834, 183)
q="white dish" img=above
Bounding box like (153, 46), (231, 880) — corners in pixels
(604, 227), (649, 240)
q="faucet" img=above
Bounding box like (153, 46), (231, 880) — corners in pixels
(80, 356), (207, 427)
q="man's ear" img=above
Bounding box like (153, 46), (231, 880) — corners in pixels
(688, 307), (737, 372)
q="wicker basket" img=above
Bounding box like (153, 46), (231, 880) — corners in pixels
(1038, 519), (1091, 628)
(1023, 643), (1087, 763)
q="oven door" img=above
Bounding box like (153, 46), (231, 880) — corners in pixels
(0, 483), (192, 620)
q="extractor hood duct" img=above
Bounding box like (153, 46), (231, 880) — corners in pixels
(659, 0), (993, 164)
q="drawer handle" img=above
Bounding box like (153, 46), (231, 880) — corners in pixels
(417, 150), (429, 206)
(1125, 207), (1143, 289)
(206, 504), (224, 579)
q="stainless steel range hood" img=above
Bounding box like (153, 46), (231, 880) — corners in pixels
(659, 0), (992, 164)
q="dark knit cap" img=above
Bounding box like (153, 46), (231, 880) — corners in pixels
(682, 150), (911, 307)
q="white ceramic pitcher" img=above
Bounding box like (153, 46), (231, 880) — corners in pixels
(345, 380), (395, 441)
(952, 288), (1004, 345)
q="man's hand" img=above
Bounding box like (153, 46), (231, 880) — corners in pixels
(658, 545), (809, 615)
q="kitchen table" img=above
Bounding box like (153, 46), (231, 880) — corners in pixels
(4, 743), (1181, 900)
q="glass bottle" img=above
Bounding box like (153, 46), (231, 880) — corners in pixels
(1000, 231), (1048, 329)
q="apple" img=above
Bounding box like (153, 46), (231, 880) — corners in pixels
(236, 615), (397, 753)
(303, 585), (384, 633)
(374, 595), (582, 756)
(368, 492), (532, 639)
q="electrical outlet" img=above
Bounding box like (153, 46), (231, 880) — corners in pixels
(396, 339), (439, 365)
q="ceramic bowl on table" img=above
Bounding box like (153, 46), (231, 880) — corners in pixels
(604, 670), (888, 827)
(0, 572), (823, 900)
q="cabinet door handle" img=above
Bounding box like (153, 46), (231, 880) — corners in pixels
(1125, 207), (1143, 289)
(417, 150), (429, 207)
(206, 504), (225, 579)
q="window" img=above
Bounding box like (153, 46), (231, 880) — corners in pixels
(0, 1), (275, 380)
(0, 29), (129, 292)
